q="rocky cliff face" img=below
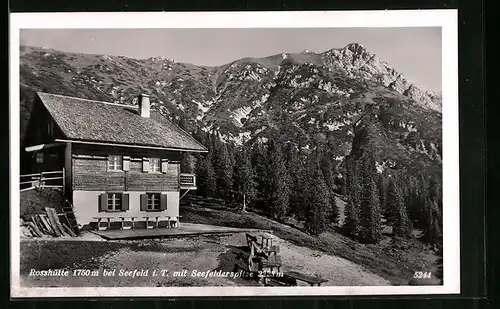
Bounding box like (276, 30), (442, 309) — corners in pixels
(19, 43), (442, 177)
(321, 43), (441, 111)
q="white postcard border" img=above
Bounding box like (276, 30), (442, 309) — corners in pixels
(9, 10), (459, 297)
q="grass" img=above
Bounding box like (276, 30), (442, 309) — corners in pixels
(181, 197), (441, 285)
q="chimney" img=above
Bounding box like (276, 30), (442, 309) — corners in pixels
(138, 94), (150, 118)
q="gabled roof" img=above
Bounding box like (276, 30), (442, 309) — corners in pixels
(37, 92), (207, 152)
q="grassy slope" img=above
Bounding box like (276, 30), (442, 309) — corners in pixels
(181, 197), (441, 285)
(20, 189), (65, 220)
(19, 191), (439, 286)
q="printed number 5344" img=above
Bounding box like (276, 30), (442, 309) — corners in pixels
(413, 271), (432, 279)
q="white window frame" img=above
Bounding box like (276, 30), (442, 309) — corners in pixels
(149, 158), (161, 173)
(107, 155), (123, 171)
(147, 193), (161, 211)
(107, 193), (122, 211)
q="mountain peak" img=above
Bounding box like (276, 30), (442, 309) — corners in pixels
(343, 43), (367, 54)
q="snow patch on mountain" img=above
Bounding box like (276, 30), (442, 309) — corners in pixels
(231, 106), (253, 126)
(325, 120), (346, 131)
(375, 161), (386, 174)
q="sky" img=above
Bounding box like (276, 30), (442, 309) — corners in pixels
(20, 27), (442, 91)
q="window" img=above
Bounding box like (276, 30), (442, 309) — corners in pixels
(108, 155), (122, 171)
(149, 158), (161, 173)
(147, 193), (161, 210)
(35, 152), (44, 164)
(107, 193), (122, 211)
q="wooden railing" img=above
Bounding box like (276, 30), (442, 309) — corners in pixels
(20, 169), (65, 192)
(179, 173), (196, 188)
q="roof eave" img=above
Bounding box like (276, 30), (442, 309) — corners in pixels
(55, 139), (209, 153)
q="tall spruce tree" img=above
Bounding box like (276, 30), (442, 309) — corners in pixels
(387, 176), (412, 238)
(342, 158), (361, 237)
(195, 151), (216, 197)
(284, 143), (306, 220)
(234, 146), (257, 211)
(423, 198), (442, 249)
(428, 175), (443, 215)
(304, 150), (330, 235)
(214, 141), (234, 200)
(267, 141), (291, 221)
(378, 175), (388, 217)
(180, 152), (195, 173)
(320, 148), (340, 225)
(250, 142), (270, 211)
(194, 154), (206, 195)
(357, 152), (383, 244)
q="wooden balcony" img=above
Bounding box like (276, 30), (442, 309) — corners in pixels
(180, 173), (197, 189)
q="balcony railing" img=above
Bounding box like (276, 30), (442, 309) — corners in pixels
(180, 173), (196, 189)
(20, 169), (65, 192)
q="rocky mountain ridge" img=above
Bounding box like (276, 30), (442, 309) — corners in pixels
(19, 43), (442, 177)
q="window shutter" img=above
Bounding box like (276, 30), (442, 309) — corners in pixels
(98, 194), (107, 212)
(140, 194), (147, 211)
(160, 194), (168, 211)
(122, 194), (129, 211)
(123, 156), (131, 171)
(142, 157), (150, 172)
(161, 159), (168, 173)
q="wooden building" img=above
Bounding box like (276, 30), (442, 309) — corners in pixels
(22, 92), (208, 230)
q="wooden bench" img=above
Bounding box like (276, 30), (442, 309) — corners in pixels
(143, 216), (158, 229)
(283, 270), (329, 286)
(118, 216), (137, 230)
(260, 235), (273, 249)
(93, 216), (120, 231)
(260, 254), (283, 273)
(263, 245), (280, 255)
(143, 215), (183, 229)
(170, 215), (182, 228)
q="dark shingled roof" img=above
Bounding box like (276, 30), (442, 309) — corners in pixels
(37, 92), (207, 152)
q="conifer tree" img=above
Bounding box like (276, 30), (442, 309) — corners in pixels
(195, 151), (216, 197)
(284, 143), (306, 219)
(423, 198), (442, 249)
(250, 142), (270, 211)
(194, 154), (206, 195)
(204, 153), (217, 197)
(267, 141), (291, 221)
(343, 195), (359, 237)
(177, 117), (188, 130)
(320, 148), (340, 225)
(329, 191), (340, 226)
(304, 150), (330, 235)
(234, 146), (257, 211)
(387, 176), (412, 238)
(378, 175), (388, 216)
(428, 175), (443, 215)
(214, 142), (234, 199)
(193, 128), (207, 146)
(180, 152), (195, 173)
(342, 158), (361, 237)
(357, 152), (383, 244)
